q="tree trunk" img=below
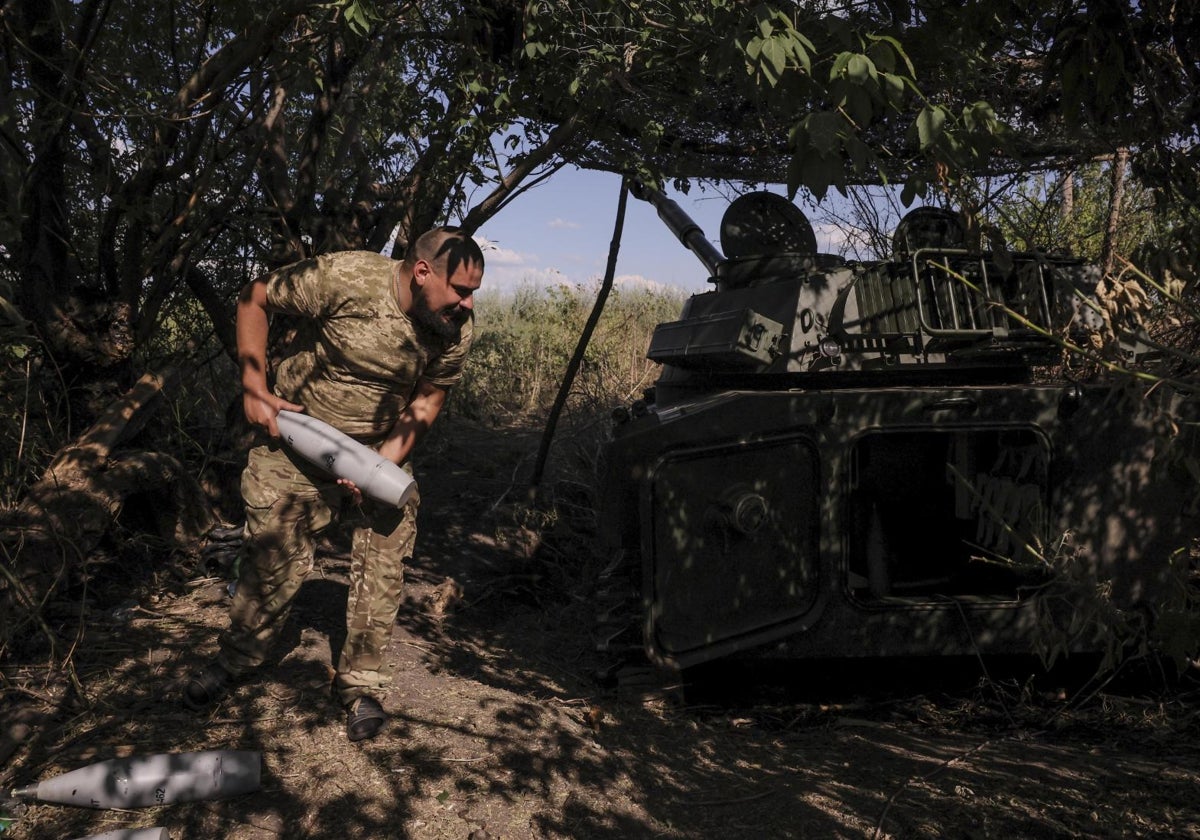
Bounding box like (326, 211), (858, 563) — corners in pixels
(531, 179), (629, 489)
(1102, 148), (1129, 275)
(1, 368), (214, 649)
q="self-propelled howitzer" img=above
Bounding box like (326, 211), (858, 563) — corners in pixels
(598, 184), (1196, 670)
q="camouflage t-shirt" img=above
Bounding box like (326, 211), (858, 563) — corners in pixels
(264, 250), (473, 443)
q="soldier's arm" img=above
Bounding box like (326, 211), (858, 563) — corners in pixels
(236, 278), (304, 437)
(377, 379), (449, 466)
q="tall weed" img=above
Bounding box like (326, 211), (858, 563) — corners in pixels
(455, 281), (685, 424)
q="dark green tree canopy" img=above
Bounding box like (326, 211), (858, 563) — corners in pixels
(1, 0), (1196, 386)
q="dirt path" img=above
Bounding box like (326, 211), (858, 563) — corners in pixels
(4, 418), (1200, 838)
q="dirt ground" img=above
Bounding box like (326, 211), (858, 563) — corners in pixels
(3, 416), (1200, 839)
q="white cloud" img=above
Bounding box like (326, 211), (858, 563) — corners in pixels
(814, 222), (852, 253)
(475, 236), (531, 266)
(474, 236), (692, 297)
(476, 235), (598, 292)
(613, 273), (685, 294)
(548, 218), (581, 230)
(480, 264), (569, 294)
(475, 237), (560, 291)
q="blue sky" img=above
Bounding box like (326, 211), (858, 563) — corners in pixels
(472, 166), (853, 295)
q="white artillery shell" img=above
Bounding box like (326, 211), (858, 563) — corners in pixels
(68, 829), (170, 840)
(12, 750), (260, 809)
(276, 410), (417, 507)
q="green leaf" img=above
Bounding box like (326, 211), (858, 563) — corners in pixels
(880, 72), (905, 107)
(805, 111), (842, 156)
(341, 0), (378, 36)
(801, 153), (832, 201)
(830, 51), (851, 82)
(844, 87), (873, 127)
(763, 37), (786, 78)
(963, 101), (996, 133)
(916, 106), (947, 149)
(786, 150), (804, 197)
(790, 38), (811, 75)
(900, 176), (926, 207)
(866, 33), (916, 77)
(845, 135), (870, 174)
(866, 41), (896, 74)
(531, 40), (551, 58)
(845, 54), (875, 84)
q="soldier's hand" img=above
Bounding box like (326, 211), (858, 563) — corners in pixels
(244, 390), (305, 437)
(337, 478), (364, 506)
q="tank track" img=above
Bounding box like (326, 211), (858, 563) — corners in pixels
(591, 549), (681, 696)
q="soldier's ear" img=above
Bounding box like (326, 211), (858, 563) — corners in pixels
(413, 259), (432, 287)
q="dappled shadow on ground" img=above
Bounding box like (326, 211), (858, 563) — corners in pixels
(4, 416), (1200, 838)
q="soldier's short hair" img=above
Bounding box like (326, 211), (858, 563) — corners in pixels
(403, 228), (485, 279)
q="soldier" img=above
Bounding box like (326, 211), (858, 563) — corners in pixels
(183, 228), (484, 742)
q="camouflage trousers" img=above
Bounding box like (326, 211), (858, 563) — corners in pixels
(217, 440), (417, 706)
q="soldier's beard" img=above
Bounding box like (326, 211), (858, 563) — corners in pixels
(411, 290), (468, 342)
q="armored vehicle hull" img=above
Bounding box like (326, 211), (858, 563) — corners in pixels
(603, 382), (1190, 668)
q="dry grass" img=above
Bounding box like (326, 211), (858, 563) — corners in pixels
(4, 416), (1200, 839)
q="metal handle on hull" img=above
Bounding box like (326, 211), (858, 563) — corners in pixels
(921, 396), (978, 416)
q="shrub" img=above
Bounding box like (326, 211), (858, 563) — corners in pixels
(454, 280), (685, 424)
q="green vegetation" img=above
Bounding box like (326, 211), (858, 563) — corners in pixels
(454, 281), (685, 422)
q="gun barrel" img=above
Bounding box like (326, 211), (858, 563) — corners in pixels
(630, 180), (725, 277)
